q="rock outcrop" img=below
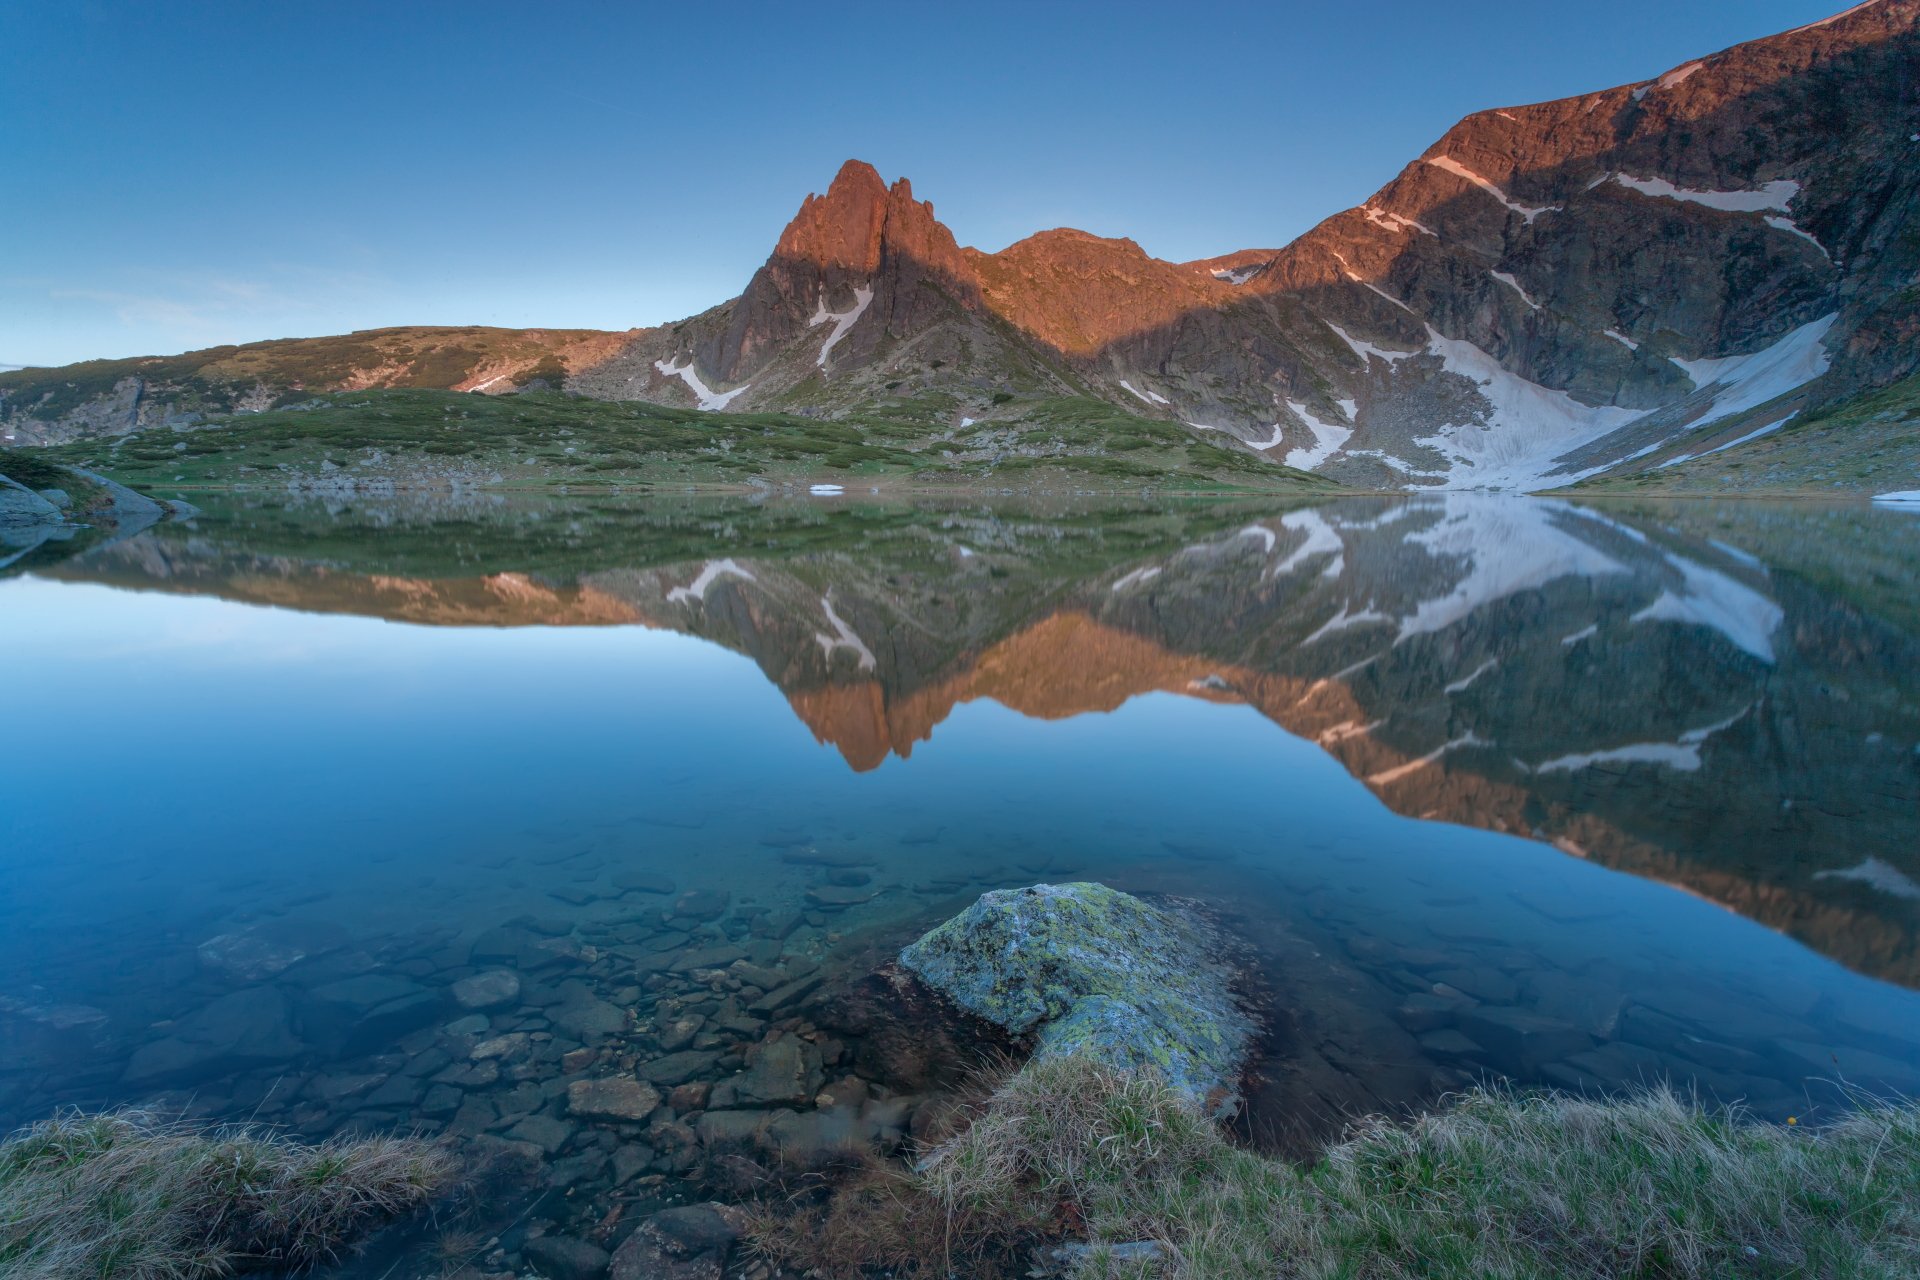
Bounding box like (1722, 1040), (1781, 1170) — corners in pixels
(900, 883), (1253, 1113)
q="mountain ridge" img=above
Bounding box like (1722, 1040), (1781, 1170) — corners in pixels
(4, 0), (1916, 493)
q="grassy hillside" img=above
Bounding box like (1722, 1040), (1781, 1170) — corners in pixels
(31, 388), (1339, 495)
(1569, 372), (1920, 497)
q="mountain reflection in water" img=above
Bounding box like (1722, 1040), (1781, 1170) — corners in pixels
(3, 491), (1918, 1150)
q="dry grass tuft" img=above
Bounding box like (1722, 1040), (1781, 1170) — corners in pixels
(0, 1109), (457, 1280)
(751, 1055), (1920, 1279)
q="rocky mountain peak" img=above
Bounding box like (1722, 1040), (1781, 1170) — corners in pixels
(772, 159), (891, 276)
(696, 160), (980, 383)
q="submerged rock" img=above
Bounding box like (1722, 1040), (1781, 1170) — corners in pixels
(899, 882), (1252, 1113)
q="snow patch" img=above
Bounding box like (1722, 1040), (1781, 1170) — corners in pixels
(1363, 205), (1437, 237)
(1211, 264), (1263, 284)
(1763, 215), (1830, 258)
(668, 558), (757, 605)
(1397, 497), (1627, 640)
(1630, 552), (1782, 662)
(1411, 328), (1640, 489)
(1667, 313), (1835, 429)
(1613, 174), (1799, 214)
(654, 357), (750, 411)
(809, 483), (845, 496)
(1111, 565), (1163, 592)
(1237, 525), (1278, 553)
(1272, 510), (1345, 578)
(1368, 734), (1484, 787)
(1871, 490), (1920, 505)
(1334, 251), (1416, 313)
(1490, 271), (1541, 311)
(1317, 719), (1384, 746)
(1305, 603), (1391, 646)
(1425, 156), (1559, 223)
(1657, 61), (1705, 89)
(1603, 329), (1640, 351)
(1657, 418), (1790, 468)
(809, 284), (875, 368)
(1119, 380), (1170, 406)
(1444, 658), (1498, 694)
(1814, 857), (1920, 900)
(1282, 399), (1354, 471)
(1786, 1), (1884, 36)
(813, 595), (875, 671)
(1560, 623), (1598, 646)
(1327, 323), (1414, 366)
(1532, 706), (1749, 774)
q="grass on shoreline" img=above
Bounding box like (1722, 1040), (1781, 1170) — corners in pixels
(753, 1055), (1920, 1279)
(0, 1110), (455, 1280)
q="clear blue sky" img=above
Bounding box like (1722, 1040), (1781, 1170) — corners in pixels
(1, 0), (1851, 367)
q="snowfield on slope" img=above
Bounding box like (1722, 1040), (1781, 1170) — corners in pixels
(809, 284), (874, 367)
(654, 357), (750, 411)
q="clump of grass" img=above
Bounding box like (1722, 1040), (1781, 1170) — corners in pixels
(0, 1109), (456, 1279)
(754, 1054), (1920, 1279)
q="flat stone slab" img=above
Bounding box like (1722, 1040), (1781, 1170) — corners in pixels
(568, 1077), (662, 1123)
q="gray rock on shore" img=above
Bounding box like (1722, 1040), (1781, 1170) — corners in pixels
(900, 882), (1254, 1115)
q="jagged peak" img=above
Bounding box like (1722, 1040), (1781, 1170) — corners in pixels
(824, 158), (886, 201)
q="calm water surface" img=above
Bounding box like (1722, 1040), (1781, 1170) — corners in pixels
(3, 491), (1918, 1262)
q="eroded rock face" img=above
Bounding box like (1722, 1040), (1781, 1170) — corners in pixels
(899, 882), (1253, 1112)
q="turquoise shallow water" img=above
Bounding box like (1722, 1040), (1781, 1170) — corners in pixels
(2, 491), (1918, 1267)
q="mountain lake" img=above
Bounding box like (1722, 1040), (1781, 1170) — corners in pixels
(3, 490), (1917, 1273)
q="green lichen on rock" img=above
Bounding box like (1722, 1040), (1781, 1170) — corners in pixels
(899, 882), (1251, 1111)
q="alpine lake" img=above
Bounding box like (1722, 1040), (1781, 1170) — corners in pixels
(4, 488), (1918, 1276)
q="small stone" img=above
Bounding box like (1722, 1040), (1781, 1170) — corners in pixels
(805, 884), (878, 908)
(667, 1080), (711, 1112)
(656, 1015), (705, 1052)
(672, 889), (730, 920)
(669, 944), (747, 973)
(646, 1203), (745, 1255)
(746, 974), (822, 1016)
(613, 869), (678, 895)
(611, 1141), (656, 1184)
(451, 969), (522, 1011)
(726, 1036), (823, 1106)
(524, 1234), (611, 1280)
(506, 1113), (575, 1156)
(639, 1050), (722, 1086)
(567, 1077), (662, 1123)
(471, 1032), (530, 1061)
(1418, 1029), (1485, 1059)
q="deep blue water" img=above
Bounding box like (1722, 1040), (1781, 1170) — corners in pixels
(2, 493), (1918, 1209)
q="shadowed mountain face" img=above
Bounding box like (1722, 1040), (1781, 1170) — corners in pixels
(35, 493), (1920, 988)
(6, 4), (1915, 490)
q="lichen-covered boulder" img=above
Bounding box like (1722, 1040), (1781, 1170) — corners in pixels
(899, 882), (1251, 1113)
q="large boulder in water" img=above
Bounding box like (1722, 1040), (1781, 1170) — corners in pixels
(899, 882), (1252, 1113)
